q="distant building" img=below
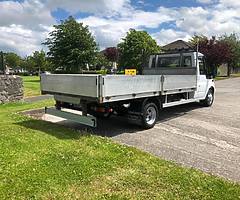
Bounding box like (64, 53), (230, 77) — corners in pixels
(162, 40), (194, 52)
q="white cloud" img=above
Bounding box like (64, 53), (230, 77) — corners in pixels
(219, 0), (240, 8)
(175, 7), (210, 34)
(196, 0), (213, 4)
(0, 0), (54, 30)
(79, 3), (240, 48)
(1, 0), (240, 55)
(0, 0), (132, 55)
(0, 0), (54, 56)
(46, 0), (131, 15)
(174, 5), (240, 37)
(80, 8), (176, 48)
(0, 25), (50, 56)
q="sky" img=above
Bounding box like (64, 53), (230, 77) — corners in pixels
(0, 0), (240, 56)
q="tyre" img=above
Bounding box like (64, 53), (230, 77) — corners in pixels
(142, 102), (158, 129)
(201, 89), (214, 107)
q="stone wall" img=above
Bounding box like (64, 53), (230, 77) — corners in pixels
(0, 75), (23, 104)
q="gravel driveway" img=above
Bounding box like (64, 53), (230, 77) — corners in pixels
(34, 78), (240, 182)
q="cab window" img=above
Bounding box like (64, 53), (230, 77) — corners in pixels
(157, 56), (180, 68)
(182, 56), (192, 67)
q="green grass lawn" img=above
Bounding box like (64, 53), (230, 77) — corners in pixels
(231, 72), (240, 78)
(214, 76), (228, 81)
(0, 100), (240, 199)
(215, 73), (240, 81)
(21, 76), (40, 97)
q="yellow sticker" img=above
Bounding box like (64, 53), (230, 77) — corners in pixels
(125, 69), (137, 75)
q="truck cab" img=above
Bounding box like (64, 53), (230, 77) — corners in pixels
(144, 51), (215, 104)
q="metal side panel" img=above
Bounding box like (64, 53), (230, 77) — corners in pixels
(41, 74), (100, 98)
(45, 107), (97, 127)
(102, 75), (162, 98)
(101, 75), (197, 102)
(163, 75), (197, 91)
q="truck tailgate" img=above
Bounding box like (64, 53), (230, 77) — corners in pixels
(41, 74), (99, 98)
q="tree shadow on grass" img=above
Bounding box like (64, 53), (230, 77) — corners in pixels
(16, 119), (87, 140)
(17, 103), (203, 140)
(16, 116), (143, 139)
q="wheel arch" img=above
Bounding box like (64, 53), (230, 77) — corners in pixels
(210, 86), (215, 94)
(141, 97), (162, 112)
(206, 86), (215, 98)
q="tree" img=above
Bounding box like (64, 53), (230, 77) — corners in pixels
(103, 47), (119, 71)
(118, 29), (160, 74)
(189, 34), (208, 47)
(31, 50), (47, 74)
(5, 52), (21, 69)
(19, 56), (35, 73)
(190, 35), (233, 76)
(104, 47), (119, 62)
(219, 33), (240, 76)
(94, 53), (110, 70)
(19, 51), (52, 74)
(44, 16), (98, 73)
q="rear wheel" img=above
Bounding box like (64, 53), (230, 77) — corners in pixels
(201, 89), (214, 107)
(142, 103), (158, 129)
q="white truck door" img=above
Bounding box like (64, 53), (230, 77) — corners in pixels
(195, 57), (208, 99)
(196, 75), (208, 99)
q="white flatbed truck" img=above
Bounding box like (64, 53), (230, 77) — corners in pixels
(41, 51), (215, 129)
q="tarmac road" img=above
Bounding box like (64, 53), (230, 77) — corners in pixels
(109, 77), (240, 182)
(32, 78), (240, 182)
(109, 78), (240, 182)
